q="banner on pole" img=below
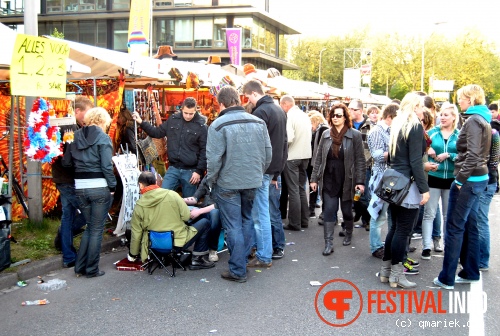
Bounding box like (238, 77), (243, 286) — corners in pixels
(226, 28), (242, 66)
(128, 0), (151, 56)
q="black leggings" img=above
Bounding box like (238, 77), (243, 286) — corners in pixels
(383, 204), (419, 265)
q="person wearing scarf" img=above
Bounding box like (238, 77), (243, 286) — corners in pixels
(310, 103), (366, 255)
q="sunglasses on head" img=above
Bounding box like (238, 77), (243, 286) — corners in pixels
(332, 113), (344, 119)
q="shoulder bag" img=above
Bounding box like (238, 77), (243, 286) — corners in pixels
(374, 168), (413, 206)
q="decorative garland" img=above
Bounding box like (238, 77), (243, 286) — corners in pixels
(23, 98), (63, 163)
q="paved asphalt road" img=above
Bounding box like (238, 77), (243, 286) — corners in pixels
(1, 196), (499, 336)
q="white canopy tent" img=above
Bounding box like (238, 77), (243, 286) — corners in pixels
(45, 36), (245, 89)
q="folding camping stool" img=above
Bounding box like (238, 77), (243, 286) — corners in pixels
(144, 230), (185, 277)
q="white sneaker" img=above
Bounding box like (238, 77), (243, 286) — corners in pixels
(208, 250), (219, 262)
(454, 275), (479, 284)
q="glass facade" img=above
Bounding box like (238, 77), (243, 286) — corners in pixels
(39, 20), (108, 48)
(0, 0), (25, 14)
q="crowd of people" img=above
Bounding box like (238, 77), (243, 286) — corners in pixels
(53, 82), (499, 287)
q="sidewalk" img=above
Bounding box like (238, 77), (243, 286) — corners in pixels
(0, 236), (121, 291)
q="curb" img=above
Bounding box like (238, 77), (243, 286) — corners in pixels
(0, 236), (122, 291)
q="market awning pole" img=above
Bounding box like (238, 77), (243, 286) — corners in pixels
(24, 0), (43, 223)
(93, 78), (97, 106)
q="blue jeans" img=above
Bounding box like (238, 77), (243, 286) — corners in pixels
(184, 218), (211, 254)
(214, 185), (255, 278)
(438, 180), (487, 285)
(477, 182), (496, 269)
(369, 202), (389, 253)
(270, 176), (285, 250)
(200, 208), (221, 252)
(162, 166), (198, 197)
(251, 174), (273, 263)
(75, 187), (112, 276)
(56, 183), (87, 264)
(422, 188), (448, 250)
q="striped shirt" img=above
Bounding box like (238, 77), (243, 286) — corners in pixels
(367, 121), (390, 174)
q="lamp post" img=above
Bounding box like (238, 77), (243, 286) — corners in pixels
(421, 22), (447, 92)
(318, 48), (326, 85)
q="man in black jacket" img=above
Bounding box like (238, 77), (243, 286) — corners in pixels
(133, 97), (207, 197)
(52, 96), (93, 268)
(242, 80), (288, 263)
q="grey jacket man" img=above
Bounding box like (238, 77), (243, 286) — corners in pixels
(206, 106), (272, 190)
(311, 128), (366, 201)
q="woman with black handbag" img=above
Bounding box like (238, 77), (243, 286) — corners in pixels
(310, 104), (366, 255)
(378, 93), (430, 288)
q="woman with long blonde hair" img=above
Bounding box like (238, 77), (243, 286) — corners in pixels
(434, 84), (492, 289)
(378, 92), (430, 289)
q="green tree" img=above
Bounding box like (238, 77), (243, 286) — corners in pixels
(50, 28), (64, 39)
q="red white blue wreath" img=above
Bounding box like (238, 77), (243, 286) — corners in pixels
(23, 98), (62, 163)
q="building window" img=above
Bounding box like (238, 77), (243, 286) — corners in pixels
(0, 0), (25, 14)
(213, 17), (226, 48)
(153, 1), (172, 8)
(194, 18), (213, 48)
(62, 0), (106, 12)
(112, 0), (129, 10)
(173, 0), (192, 7)
(47, 0), (62, 13)
(155, 18), (175, 48)
(63, 21), (78, 42)
(174, 18), (193, 48)
(113, 19), (129, 50)
(192, 0), (211, 5)
(234, 17), (252, 48)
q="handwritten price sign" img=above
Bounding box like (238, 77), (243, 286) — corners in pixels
(10, 34), (69, 98)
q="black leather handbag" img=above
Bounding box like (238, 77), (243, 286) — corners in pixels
(374, 169), (413, 205)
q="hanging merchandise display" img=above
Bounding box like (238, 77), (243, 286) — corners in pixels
(23, 98), (63, 163)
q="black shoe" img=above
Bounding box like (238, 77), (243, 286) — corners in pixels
(421, 249), (431, 260)
(283, 225), (300, 231)
(315, 204), (321, 208)
(189, 255), (215, 270)
(86, 271), (105, 278)
(309, 210), (316, 218)
(353, 212), (362, 223)
(272, 248), (284, 259)
(63, 260), (75, 268)
(372, 247), (384, 259)
(221, 270), (247, 283)
(301, 224), (309, 228)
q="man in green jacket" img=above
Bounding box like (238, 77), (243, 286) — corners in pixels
(127, 172), (214, 270)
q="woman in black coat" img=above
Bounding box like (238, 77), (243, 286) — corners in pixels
(310, 104), (366, 255)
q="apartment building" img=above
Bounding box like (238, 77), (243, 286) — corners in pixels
(0, 0), (299, 71)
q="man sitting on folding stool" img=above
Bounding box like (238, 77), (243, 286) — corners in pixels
(127, 171), (214, 270)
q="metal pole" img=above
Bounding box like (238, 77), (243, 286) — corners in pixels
(420, 39), (425, 92)
(319, 48), (326, 85)
(24, 0), (43, 223)
(93, 78), (97, 106)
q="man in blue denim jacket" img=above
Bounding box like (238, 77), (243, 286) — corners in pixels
(206, 86), (272, 283)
